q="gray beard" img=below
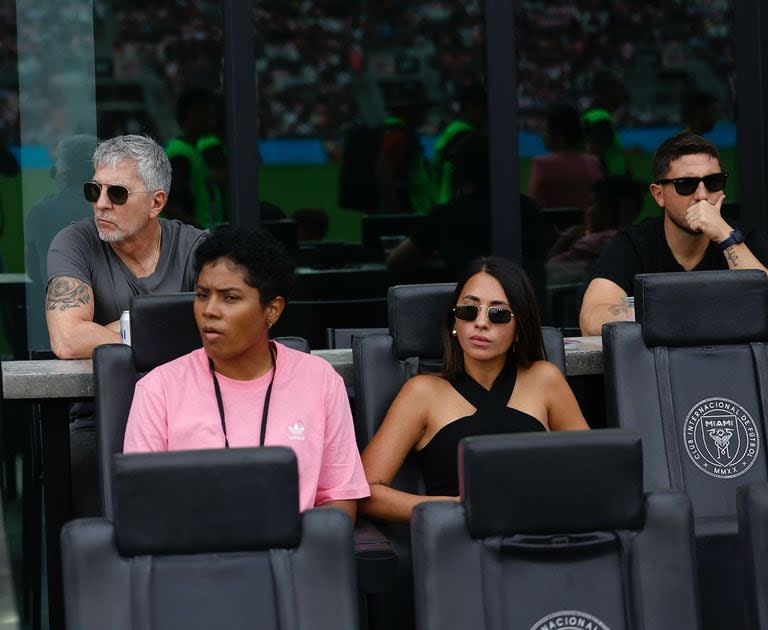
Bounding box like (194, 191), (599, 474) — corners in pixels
(96, 228), (122, 243)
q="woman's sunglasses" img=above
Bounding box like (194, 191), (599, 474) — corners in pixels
(83, 181), (152, 205)
(654, 172), (727, 196)
(454, 304), (515, 324)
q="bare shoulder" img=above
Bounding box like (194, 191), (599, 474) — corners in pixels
(521, 360), (568, 385)
(399, 373), (450, 398)
(45, 276), (92, 312)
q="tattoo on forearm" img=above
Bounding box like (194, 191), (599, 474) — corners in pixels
(46, 277), (90, 311)
(725, 245), (739, 267)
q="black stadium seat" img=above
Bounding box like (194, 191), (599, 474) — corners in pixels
(361, 213), (429, 259)
(95, 292), (309, 517)
(326, 327), (388, 350)
(352, 282), (568, 628)
(603, 269), (768, 630)
(94, 292), (394, 610)
(411, 430), (701, 630)
(738, 481), (768, 629)
(61, 447), (359, 630)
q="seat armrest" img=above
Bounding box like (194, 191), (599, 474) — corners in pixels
(353, 518), (398, 593)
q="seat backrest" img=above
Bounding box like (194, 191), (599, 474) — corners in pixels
(131, 292), (310, 359)
(411, 430), (700, 630)
(361, 213), (429, 256)
(605, 272), (768, 630)
(130, 292), (201, 372)
(325, 327), (388, 350)
(61, 448), (358, 630)
(603, 270), (768, 522)
(352, 282), (567, 489)
(95, 295), (310, 517)
(272, 297), (387, 349)
(737, 481), (768, 630)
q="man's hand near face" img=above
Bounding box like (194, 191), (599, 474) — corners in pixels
(685, 194), (730, 242)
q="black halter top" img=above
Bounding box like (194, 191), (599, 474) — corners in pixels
(416, 364), (546, 496)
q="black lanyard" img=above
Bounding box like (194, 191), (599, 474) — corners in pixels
(209, 345), (276, 448)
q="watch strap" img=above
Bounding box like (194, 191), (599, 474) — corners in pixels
(716, 228), (744, 251)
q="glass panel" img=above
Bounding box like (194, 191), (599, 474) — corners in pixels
(19, 1), (226, 352)
(17, 0), (96, 352)
(255, 1), (486, 346)
(516, 1), (737, 332)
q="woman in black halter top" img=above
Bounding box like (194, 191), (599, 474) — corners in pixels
(361, 256), (588, 522)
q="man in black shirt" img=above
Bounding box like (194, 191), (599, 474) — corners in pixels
(579, 132), (768, 335)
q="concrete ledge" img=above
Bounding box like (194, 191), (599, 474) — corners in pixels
(1, 337), (603, 400)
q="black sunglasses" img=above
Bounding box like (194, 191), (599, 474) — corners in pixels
(454, 304), (514, 324)
(83, 181), (152, 205)
(654, 172), (727, 196)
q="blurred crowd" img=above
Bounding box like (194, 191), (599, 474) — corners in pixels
(517, 0), (734, 131)
(0, 0), (734, 146)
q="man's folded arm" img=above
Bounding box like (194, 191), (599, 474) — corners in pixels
(579, 277), (629, 336)
(45, 275), (120, 359)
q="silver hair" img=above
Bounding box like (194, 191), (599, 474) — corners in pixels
(92, 134), (172, 194)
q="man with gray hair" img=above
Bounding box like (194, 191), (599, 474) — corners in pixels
(45, 134), (207, 516)
(46, 134), (207, 359)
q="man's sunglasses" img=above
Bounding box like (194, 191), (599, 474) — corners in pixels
(454, 304), (515, 324)
(654, 172), (728, 196)
(83, 181), (152, 205)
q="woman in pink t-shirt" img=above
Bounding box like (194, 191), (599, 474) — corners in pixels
(124, 226), (370, 519)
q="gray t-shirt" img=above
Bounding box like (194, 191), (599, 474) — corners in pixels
(47, 217), (207, 325)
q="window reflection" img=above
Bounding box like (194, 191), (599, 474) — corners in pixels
(516, 1), (736, 330)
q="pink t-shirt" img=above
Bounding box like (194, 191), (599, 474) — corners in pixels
(528, 151), (603, 211)
(124, 342), (370, 511)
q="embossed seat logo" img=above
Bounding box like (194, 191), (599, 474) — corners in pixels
(683, 397), (760, 479)
(530, 610), (610, 630)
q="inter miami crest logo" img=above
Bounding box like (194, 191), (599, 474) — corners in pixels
(530, 611), (610, 630)
(683, 397), (760, 479)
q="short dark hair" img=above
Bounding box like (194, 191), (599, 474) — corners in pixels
(442, 256), (545, 379)
(652, 132), (721, 180)
(193, 226), (295, 304)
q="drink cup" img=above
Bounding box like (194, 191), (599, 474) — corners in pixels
(120, 310), (131, 345)
(623, 296), (635, 321)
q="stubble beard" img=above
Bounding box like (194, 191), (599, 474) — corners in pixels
(666, 208), (702, 236)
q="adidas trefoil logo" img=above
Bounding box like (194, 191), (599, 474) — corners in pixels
(288, 422), (305, 440)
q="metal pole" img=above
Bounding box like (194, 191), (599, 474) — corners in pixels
(734, 0), (768, 234)
(222, 0), (260, 228)
(484, 0), (521, 260)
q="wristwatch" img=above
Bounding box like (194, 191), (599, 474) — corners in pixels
(716, 228), (744, 251)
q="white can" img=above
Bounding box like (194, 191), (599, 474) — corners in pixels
(120, 310), (131, 345)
